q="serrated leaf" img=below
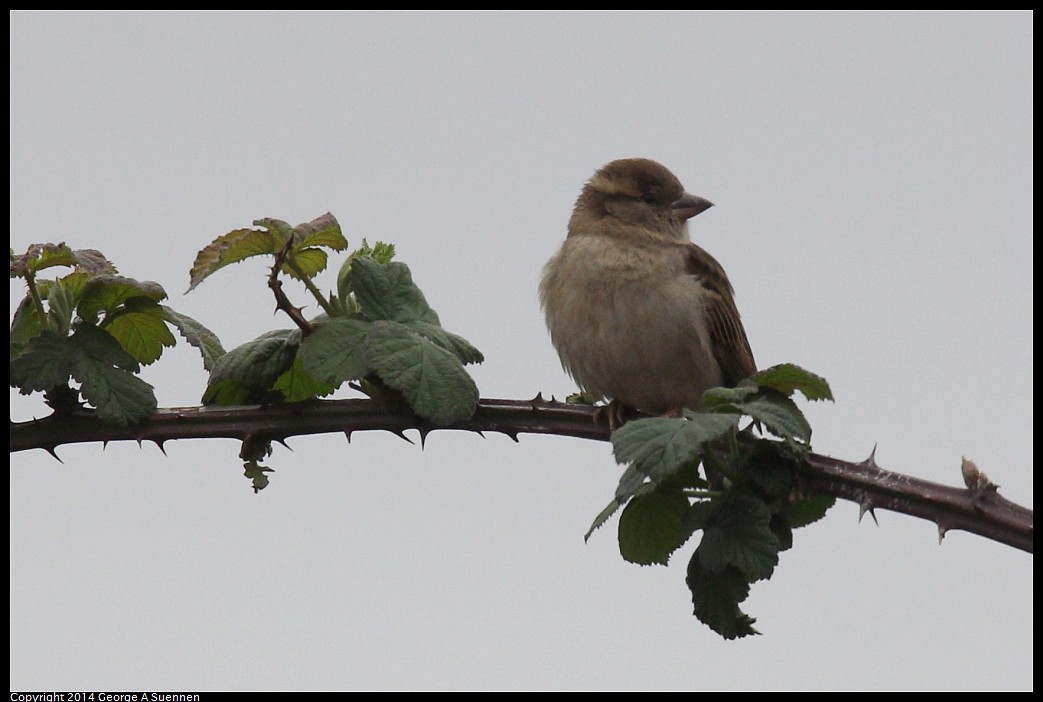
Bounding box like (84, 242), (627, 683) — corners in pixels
(335, 241), (396, 307)
(585, 498), (623, 542)
(782, 495), (836, 529)
(188, 227), (284, 291)
(701, 384), (757, 411)
(160, 306), (225, 371)
(46, 272), (90, 335)
(105, 300), (177, 365)
(272, 356), (338, 402)
(70, 248), (117, 274)
(614, 462), (650, 502)
(9, 330), (78, 393)
(742, 439), (799, 500)
(677, 499), (715, 545)
(243, 461), (273, 493)
(78, 275), (168, 320)
(686, 555), (759, 639)
(697, 491), (779, 581)
(292, 213), (346, 251)
(253, 217), (294, 238)
(752, 363), (833, 402)
(736, 391), (812, 448)
(48, 323), (156, 425)
(11, 244), (114, 276)
(350, 258), (438, 323)
(298, 317), (371, 385)
(202, 329), (299, 405)
(586, 479), (656, 542)
(364, 320), (478, 425)
(618, 489), (690, 566)
(69, 323), (141, 372)
(73, 355), (157, 425)
(770, 514), (794, 552)
(9, 296), (46, 355)
(611, 413), (738, 484)
(406, 320), (484, 365)
(283, 247), (329, 280)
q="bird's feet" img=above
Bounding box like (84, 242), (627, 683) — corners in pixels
(593, 399), (632, 432)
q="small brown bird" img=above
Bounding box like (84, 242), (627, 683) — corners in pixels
(539, 158), (756, 425)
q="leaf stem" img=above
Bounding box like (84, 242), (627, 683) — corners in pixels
(24, 270), (48, 323)
(285, 257), (337, 317)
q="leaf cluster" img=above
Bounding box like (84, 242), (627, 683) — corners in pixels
(194, 214), (484, 429)
(587, 364), (835, 638)
(10, 243), (221, 425)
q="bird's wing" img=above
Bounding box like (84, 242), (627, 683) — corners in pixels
(684, 242), (757, 386)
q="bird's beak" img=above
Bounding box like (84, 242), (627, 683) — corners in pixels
(672, 192), (714, 220)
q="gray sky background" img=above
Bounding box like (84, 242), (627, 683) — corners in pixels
(10, 11), (1032, 691)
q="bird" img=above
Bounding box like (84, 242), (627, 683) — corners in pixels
(539, 158), (756, 427)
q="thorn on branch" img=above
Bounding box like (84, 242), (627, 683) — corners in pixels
(388, 429), (415, 445)
(861, 445), (879, 470)
(857, 493), (879, 526)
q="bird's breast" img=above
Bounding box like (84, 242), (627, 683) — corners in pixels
(539, 236), (722, 412)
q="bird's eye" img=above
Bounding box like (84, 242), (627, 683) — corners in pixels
(641, 193), (656, 204)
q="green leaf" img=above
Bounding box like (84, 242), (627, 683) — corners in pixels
(243, 461), (273, 493)
(335, 241), (396, 308)
(160, 306), (226, 372)
(253, 217), (294, 238)
(611, 413), (738, 484)
(696, 491), (779, 581)
(686, 556), (759, 639)
(105, 299), (177, 365)
(273, 356), (338, 402)
(701, 383), (758, 411)
(586, 477), (661, 542)
(78, 275), (168, 321)
(202, 330), (300, 405)
(752, 363), (834, 402)
(350, 258), (438, 323)
(364, 320), (478, 425)
(782, 495), (836, 529)
(11, 243), (116, 276)
(298, 317), (371, 385)
(69, 323), (141, 372)
(614, 462), (650, 502)
(32, 323), (156, 426)
(45, 272), (90, 335)
(770, 514), (794, 552)
(292, 213), (346, 251)
(283, 246), (329, 280)
(585, 498), (623, 542)
(73, 355), (157, 425)
(405, 320), (484, 365)
(9, 330), (78, 393)
(742, 439), (799, 500)
(188, 226), (284, 292)
(358, 240), (396, 264)
(618, 489), (690, 566)
(9, 296), (46, 355)
(736, 391), (812, 449)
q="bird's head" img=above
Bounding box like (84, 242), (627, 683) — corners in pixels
(570, 158), (713, 240)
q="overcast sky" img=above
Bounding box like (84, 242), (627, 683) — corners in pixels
(10, 11), (1032, 691)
